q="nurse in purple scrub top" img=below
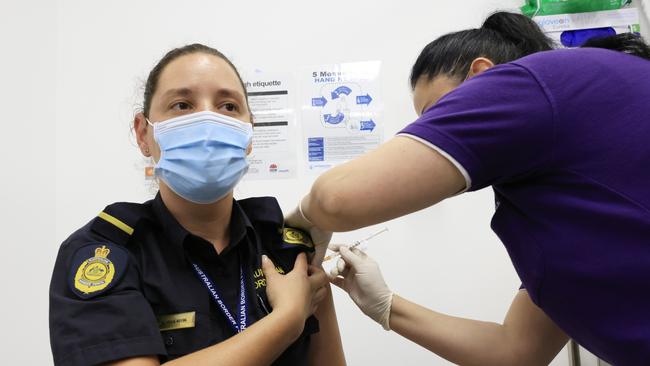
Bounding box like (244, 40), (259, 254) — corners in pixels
(287, 12), (650, 366)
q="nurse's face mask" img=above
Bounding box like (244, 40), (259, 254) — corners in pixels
(147, 110), (253, 204)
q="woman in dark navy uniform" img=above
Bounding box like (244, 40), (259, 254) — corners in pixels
(49, 44), (346, 366)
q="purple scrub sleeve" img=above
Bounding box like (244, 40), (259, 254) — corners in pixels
(402, 62), (555, 192)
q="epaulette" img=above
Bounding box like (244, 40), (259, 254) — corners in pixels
(238, 197), (284, 226)
(89, 202), (152, 246)
(238, 197), (315, 252)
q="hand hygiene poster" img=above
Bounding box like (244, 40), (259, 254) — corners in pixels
(301, 61), (383, 172)
(244, 71), (297, 180)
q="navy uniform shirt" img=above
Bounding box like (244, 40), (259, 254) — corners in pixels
(49, 194), (318, 366)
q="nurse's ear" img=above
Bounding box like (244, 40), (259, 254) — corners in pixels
(466, 57), (495, 79)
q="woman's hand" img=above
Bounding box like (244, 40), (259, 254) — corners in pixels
(262, 253), (328, 339)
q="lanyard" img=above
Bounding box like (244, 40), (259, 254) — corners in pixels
(191, 262), (249, 333)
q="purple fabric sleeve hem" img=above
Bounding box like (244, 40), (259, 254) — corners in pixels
(398, 126), (482, 191)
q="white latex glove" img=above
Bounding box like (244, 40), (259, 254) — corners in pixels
(329, 243), (393, 330)
(284, 197), (332, 266)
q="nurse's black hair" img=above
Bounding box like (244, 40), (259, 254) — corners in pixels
(142, 43), (249, 118)
(410, 12), (553, 88)
(582, 33), (650, 60)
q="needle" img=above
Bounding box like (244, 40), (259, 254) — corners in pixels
(323, 227), (389, 262)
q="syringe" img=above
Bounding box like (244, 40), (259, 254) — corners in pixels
(323, 227), (389, 262)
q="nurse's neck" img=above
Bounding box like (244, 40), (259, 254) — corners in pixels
(160, 186), (232, 254)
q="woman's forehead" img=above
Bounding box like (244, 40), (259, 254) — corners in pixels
(156, 53), (243, 95)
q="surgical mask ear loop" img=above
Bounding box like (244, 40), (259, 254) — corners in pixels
(145, 117), (159, 165)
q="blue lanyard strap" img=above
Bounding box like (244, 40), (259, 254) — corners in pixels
(191, 262), (249, 333)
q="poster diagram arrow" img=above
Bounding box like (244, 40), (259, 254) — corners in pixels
(324, 113), (345, 124)
(331, 86), (352, 99)
(360, 119), (376, 131)
(311, 97), (328, 107)
(356, 94), (373, 105)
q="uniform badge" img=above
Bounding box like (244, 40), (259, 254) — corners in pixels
(69, 242), (128, 299)
(282, 227), (314, 248)
(157, 311), (196, 331)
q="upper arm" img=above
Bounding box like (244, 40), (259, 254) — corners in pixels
(309, 135), (465, 231)
(308, 285), (346, 366)
(504, 290), (568, 365)
(50, 240), (166, 366)
(307, 64), (554, 231)
(104, 356), (160, 366)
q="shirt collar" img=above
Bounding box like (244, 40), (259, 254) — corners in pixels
(151, 192), (254, 256)
(228, 200), (254, 251)
(151, 192), (190, 250)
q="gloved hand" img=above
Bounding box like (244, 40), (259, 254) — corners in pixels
(328, 243), (393, 330)
(284, 197), (332, 266)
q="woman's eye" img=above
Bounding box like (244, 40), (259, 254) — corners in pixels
(171, 102), (191, 111)
(221, 103), (238, 112)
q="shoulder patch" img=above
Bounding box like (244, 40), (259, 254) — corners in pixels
(68, 242), (129, 299)
(282, 228), (314, 250)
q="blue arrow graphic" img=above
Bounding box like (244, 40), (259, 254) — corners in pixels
(356, 94), (373, 105)
(360, 119), (376, 131)
(311, 97), (327, 107)
(331, 86), (352, 99)
(324, 113), (345, 125)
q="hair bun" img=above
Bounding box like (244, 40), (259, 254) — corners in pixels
(482, 12), (553, 57)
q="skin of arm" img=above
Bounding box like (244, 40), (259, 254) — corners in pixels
(307, 282), (346, 366)
(389, 290), (569, 366)
(302, 136), (466, 232)
(105, 254), (330, 366)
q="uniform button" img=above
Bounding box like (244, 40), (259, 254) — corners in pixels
(165, 335), (174, 346)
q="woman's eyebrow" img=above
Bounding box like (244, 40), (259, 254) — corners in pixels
(160, 87), (244, 102)
(215, 88), (245, 101)
(161, 87), (193, 99)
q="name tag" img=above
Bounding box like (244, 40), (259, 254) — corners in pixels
(157, 311), (196, 331)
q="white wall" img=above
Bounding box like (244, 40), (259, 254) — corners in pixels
(0, 1), (57, 365)
(635, 0), (650, 37)
(5, 0), (649, 364)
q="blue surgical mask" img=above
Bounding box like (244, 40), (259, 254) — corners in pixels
(147, 111), (253, 204)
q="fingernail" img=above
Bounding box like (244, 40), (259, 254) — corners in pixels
(262, 255), (268, 262)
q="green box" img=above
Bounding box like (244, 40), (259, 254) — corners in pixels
(522, 0), (632, 17)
